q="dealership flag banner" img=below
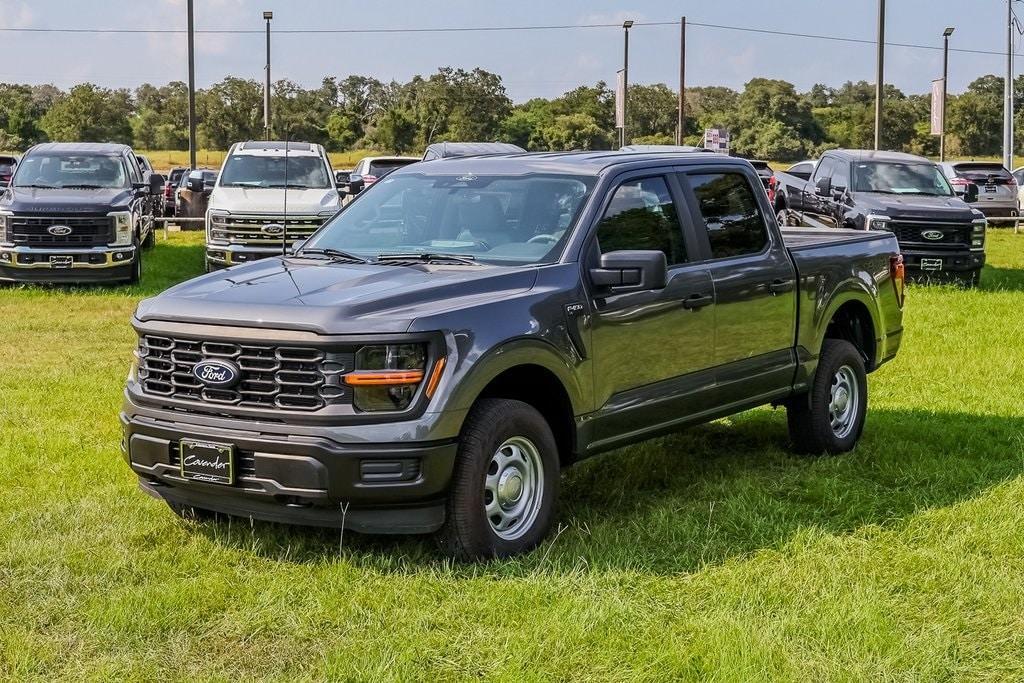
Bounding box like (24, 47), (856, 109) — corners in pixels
(931, 78), (944, 136)
(615, 70), (625, 129)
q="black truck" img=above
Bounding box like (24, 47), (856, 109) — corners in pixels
(772, 150), (986, 285)
(122, 151), (904, 560)
(0, 142), (163, 284)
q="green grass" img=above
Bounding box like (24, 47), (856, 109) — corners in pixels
(2, 231), (1024, 681)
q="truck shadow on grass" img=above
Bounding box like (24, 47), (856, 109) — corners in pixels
(190, 406), (1024, 575)
(978, 265), (1024, 292)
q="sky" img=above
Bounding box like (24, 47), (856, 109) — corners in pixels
(1, 0), (1021, 101)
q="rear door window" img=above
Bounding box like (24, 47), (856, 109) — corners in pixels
(688, 172), (769, 259)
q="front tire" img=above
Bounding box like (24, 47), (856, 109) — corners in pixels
(125, 237), (142, 285)
(437, 398), (559, 561)
(786, 339), (867, 455)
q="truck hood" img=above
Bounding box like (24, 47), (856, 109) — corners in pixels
(1, 186), (133, 213)
(135, 256), (539, 334)
(208, 186), (340, 215)
(855, 192), (980, 221)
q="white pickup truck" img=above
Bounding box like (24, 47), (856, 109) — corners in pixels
(204, 140), (342, 271)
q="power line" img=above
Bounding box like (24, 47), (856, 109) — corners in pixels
(3, 18), (1024, 58)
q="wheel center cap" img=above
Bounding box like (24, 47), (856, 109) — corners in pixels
(497, 469), (524, 505)
(834, 387), (849, 413)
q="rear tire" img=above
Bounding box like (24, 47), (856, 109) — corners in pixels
(437, 398), (559, 561)
(786, 339), (867, 455)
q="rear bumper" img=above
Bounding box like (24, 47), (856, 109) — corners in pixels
(120, 410), (459, 534)
(0, 244), (136, 283)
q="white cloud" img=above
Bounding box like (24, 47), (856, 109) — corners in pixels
(0, 1), (34, 28)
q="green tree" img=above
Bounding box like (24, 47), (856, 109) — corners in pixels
(196, 77), (263, 149)
(38, 83), (132, 143)
(369, 107), (417, 153)
(627, 83), (678, 141)
(541, 113), (606, 150)
(727, 78), (821, 160)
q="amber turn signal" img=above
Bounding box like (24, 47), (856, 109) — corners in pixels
(343, 370), (425, 386)
(425, 357), (446, 398)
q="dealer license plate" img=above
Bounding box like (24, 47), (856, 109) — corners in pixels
(49, 255), (73, 268)
(920, 258), (943, 271)
(179, 439), (235, 485)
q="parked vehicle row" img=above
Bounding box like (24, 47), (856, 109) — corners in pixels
(773, 149), (987, 286)
(0, 142), (161, 284)
(121, 150), (904, 559)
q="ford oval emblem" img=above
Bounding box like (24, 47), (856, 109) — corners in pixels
(921, 230), (944, 241)
(262, 223), (285, 236)
(47, 225), (73, 236)
(192, 359), (241, 388)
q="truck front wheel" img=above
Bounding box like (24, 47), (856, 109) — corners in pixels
(437, 398), (559, 561)
(786, 339), (867, 455)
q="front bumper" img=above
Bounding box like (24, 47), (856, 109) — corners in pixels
(0, 244), (136, 283)
(120, 409), (459, 534)
(901, 248), (984, 274)
(206, 243), (288, 268)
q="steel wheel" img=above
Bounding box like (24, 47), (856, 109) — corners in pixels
(483, 436), (544, 541)
(829, 365), (859, 439)
(776, 208), (789, 226)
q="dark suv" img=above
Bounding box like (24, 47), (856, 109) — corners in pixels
(122, 152), (903, 560)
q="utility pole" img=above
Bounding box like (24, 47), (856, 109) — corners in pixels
(677, 16), (686, 146)
(186, 0), (196, 170)
(264, 10), (273, 140)
(621, 20), (633, 148)
(874, 0), (885, 150)
(1005, 0), (1015, 170)
(941, 27), (954, 162)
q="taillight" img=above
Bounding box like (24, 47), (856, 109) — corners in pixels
(949, 177), (970, 188)
(890, 254), (905, 308)
(767, 175), (777, 204)
(363, 175), (378, 185)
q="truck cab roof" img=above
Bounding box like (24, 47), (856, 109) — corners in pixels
(825, 149), (933, 164)
(26, 142), (133, 156)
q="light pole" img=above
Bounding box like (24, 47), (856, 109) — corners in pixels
(677, 16), (686, 146)
(940, 27), (954, 162)
(1005, 0), (1015, 170)
(187, 0), (196, 169)
(263, 10), (273, 140)
(621, 20), (633, 148)
(874, 0), (885, 150)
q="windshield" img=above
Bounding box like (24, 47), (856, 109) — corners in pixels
(368, 160), (416, 177)
(852, 162), (953, 196)
(12, 153), (128, 189)
(303, 173), (594, 265)
(219, 154), (331, 189)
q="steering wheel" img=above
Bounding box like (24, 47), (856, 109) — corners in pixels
(527, 234), (558, 245)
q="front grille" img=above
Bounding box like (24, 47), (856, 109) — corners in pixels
(889, 221), (973, 249)
(11, 215), (114, 247)
(138, 335), (353, 412)
(210, 214), (324, 246)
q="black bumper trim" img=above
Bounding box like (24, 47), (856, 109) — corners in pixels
(0, 262), (134, 284)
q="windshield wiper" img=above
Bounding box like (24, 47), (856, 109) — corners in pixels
(62, 184), (107, 189)
(15, 183), (56, 189)
(267, 183), (312, 189)
(376, 252), (479, 266)
(298, 247), (369, 263)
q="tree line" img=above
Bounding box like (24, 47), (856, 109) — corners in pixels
(1, 68), (1022, 161)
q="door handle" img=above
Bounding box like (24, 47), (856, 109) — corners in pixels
(682, 293), (713, 309)
(768, 279), (795, 295)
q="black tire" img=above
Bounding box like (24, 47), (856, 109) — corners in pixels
(786, 339), (867, 455)
(437, 398), (560, 561)
(142, 225), (156, 249)
(167, 500), (217, 522)
(960, 269), (981, 288)
(125, 237), (142, 285)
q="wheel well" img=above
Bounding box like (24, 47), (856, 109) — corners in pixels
(476, 365), (576, 466)
(825, 301), (876, 370)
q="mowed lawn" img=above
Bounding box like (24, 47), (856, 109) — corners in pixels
(1, 231), (1023, 681)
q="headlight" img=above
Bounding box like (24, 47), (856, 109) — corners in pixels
(344, 344), (427, 411)
(207, 210), (230, 243)
(971, 218), (986, 249)
(866, 214), (891, 231)
(108, 211), (133, 246)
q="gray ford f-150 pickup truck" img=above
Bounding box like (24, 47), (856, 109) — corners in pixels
(122, 151), (905, 560)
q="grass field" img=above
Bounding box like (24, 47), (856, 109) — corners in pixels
(138, 149), (383, 172)
(1, 231), (1023, 680)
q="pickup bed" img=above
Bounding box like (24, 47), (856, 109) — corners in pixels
(121, 152), (904, 560)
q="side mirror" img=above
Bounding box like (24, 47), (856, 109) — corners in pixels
(348, 174), (365, 195)
(589, 250), (667, 292)
(815, 176), (832, 197)
(334, 170), (351, 185)
(187, 177), (204, 192)
(147, 173), (165, 195)
(964, 184), (979, 203)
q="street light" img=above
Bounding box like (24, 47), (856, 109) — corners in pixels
(621, 20), (633, 147)
(263, 10), (273, 140)
(941, 27), (954, 161)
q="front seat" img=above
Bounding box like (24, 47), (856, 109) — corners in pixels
(455, 194), (508, 246)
